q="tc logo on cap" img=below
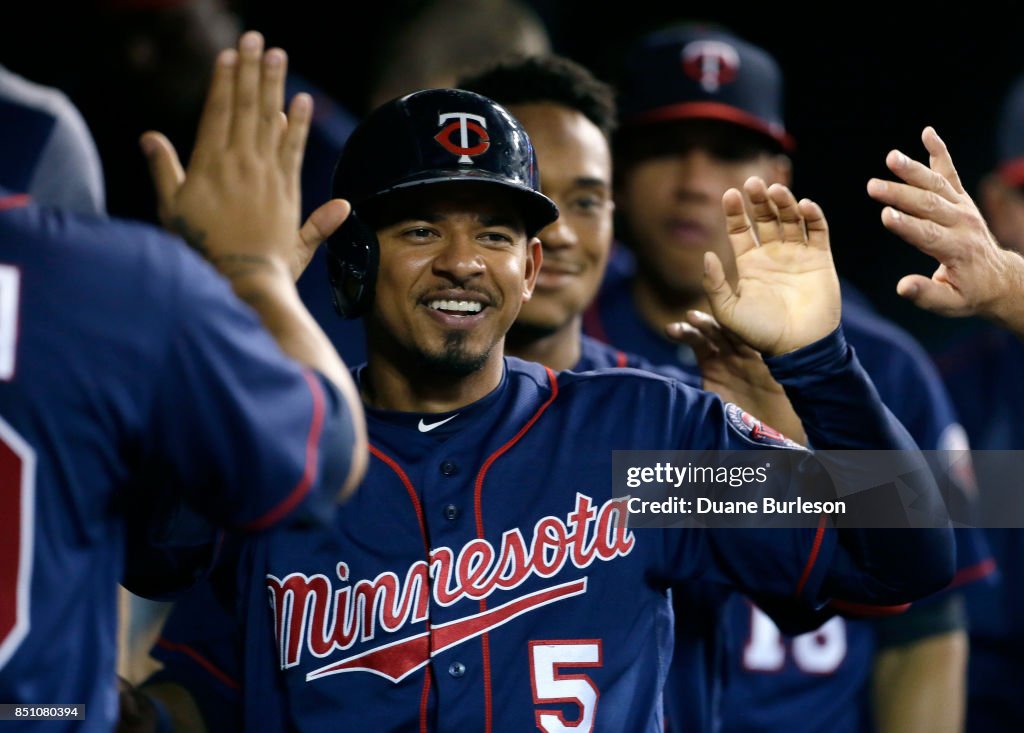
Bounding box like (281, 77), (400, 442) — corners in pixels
(434, 112), (490, 164)
(681, 40), (740, 93)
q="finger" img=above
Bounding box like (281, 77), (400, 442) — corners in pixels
(896, 274), (968, 315)
(139, 132), (184, 222)
(743, 177), (781, 246)
(722, 188), (758, 257)
(293, 199), (352, 279)
(258, 47), (288, 153)
(703, 251), (738, 318)
(685, 309), (726, 344)
(865, 177), (960, 228)
(879, 206), (959, 261)
(884, 147), (959, 204)
(922, 126), (965, 195)
(229, 30), (265, 150)
(188, 48), (237, 169)
(279, 92), (313, 182)
(666, 321), (719, 359)
(798, 199), (829, 252)
(767, 183), (805, 244)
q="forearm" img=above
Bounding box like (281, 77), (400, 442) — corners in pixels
(224, 265), (367, 496)
(767, 328), (954, 602)
(118, 589), (173, 685)
(872, 630), (967, 733)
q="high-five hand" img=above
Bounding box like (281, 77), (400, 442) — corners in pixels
(866, 126), (1024, 333)
(703, 177), (841, 357)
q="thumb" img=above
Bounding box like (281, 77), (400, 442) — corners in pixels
(896, 275), (965, 316)
(139, 131), (184, 224)
(702, 251), (737, 320)
(293, 199), (352, 280)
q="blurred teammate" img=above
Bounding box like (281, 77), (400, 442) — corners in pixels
(0, 31), (366, 732)
(585, 23), (992, 733)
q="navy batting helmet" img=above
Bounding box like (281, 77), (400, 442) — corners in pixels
(325, 87), (559, 319)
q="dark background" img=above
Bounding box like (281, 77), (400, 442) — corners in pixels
(4, 1), (1023, 352)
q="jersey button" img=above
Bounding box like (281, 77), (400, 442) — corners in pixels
(440, 460), (457, 476)
(448, 661), (466, 678)
(443, 504), (460, 521)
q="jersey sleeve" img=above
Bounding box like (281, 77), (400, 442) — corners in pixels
(138, 250), (356, 532)
(765, 327), (956, 606)
(661, 328), (955, 610)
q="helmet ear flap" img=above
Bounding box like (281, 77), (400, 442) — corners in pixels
(325, 208), (380, 319)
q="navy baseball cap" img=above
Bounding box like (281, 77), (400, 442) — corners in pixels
(617, 24), (795, 152)
(996, 75), (1024, 186)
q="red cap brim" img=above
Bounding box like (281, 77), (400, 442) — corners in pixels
(623, 101), (796, 153)
(998, 157), (1024, 187)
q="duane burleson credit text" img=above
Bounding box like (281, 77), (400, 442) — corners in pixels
(624, 461), (847, 515)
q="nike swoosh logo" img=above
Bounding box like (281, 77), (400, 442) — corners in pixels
(418, 414), (459, 432)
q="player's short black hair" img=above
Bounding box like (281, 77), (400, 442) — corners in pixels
(458, 55), (617, 141)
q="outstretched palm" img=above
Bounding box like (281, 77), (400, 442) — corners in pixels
(704, 177), (841, 357)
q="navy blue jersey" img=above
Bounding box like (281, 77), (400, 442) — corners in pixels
(152, 331), (953, 732)
(0, 196), (355, 732)
(585, 279), (993, 732)
(576, 333), (699, 387)
(936, 326), (1024, 732)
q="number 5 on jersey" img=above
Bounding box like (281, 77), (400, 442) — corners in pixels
(530, 639), (603, 732)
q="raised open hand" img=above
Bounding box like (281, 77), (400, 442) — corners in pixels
(139, 31), (348, 282)
(702, 177), (841, 357)
(866, 126), (1024, 328)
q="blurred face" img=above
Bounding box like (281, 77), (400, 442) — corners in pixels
(616, 120), (790, 302)
(507, 103), (613, 333)
(367, 183), (541, 375)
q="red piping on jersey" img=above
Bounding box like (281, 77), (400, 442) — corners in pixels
(472, 366), (560, 733)
(0, 194), (30, 211)
(242, 369), (325, 531)
(795, 513), (828, 597)
(419, 666), (432, 733)
(155, 637), (240, 690)
(949, 557), (997, 589)
(582, 302), (610, 345)
(369, 444), (430, 556)
(370, 442), (431, 731)
(827, 599), (911, 617)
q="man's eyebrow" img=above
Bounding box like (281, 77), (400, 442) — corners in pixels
(572, 176), (611, 189)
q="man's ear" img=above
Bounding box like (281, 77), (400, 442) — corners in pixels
(769, 154), (793, 186)
(522, 237), (543, 301)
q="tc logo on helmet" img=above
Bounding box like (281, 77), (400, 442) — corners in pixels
(434, 112), (490, 164)
(681, 40), (740, 93)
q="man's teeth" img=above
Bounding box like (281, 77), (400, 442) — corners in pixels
(428, 300), (483, 313)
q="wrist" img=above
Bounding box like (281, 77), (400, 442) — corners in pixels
(986, 249), (1024, 333)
